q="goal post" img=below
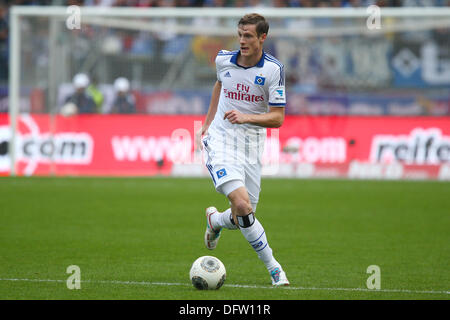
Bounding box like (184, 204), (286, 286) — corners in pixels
(7, 6), (450, 176)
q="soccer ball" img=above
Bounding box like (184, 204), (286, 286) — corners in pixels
(189, 256), (226, 290)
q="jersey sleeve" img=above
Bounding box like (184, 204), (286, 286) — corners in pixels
(215, 50), (228, 83)
(268, 63), (286, 107)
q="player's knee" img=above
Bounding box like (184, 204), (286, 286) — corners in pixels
(233, 198), (252, 216)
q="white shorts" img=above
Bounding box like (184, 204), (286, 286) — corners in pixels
(202, 134), (262, 206)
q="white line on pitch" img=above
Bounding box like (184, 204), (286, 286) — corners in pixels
(0, 278), (448, 295)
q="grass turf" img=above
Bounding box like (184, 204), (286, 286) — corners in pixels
(0, 177), (449, 300)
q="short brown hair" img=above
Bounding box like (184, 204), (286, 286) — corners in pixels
(238, 13), (269, 37)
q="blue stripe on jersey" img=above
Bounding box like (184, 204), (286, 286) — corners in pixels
(218, 50), (238, 56)
(204, 140), (216, 185)
(269, 102), (286, 106)
(264, 53), (283, 66)
(265, 60), (285, 86)
(206, 164), (216, 186)
(264, 54), (285, 86)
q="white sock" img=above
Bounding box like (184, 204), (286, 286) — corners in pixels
(239, 216), (280, 272)
(211, 208), (238, 230)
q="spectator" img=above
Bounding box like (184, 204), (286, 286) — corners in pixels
(111, 77), (136, 114)
(234, 0), (247, 7)
(273, 0), (288, 7)
(0, 3), (8, 81)
(85, 0), (116, 5)
(62, 73), (97, 115)
(343, 0), (364, 7)
(247, 0), (267, 7)
(87, 75), (105, 113)
(299, 0), (315, 7)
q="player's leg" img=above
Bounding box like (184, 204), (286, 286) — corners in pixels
(202, 133), (244, 235)
(203, 153), (242, 249)
(202, 135), (227, 250)
(227, 187), (274, 268)
(227, 175), (289, 286)
(207, 180), (244, 231)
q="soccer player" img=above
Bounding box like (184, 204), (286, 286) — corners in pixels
(196, 13), (289, 286)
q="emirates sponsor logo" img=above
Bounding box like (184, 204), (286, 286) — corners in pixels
(223, 83), (264, 103)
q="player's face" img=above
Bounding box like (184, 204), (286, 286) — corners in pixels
(237, 24), (266, 59)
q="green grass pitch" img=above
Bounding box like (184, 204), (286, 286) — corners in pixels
(0, 177), (449, 300)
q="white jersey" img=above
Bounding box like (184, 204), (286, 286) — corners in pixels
(203, 50), (286, 198)
(208, 49), (286, 144)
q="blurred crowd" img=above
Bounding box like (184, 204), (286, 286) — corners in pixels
(0, 0), (449, 116)
(61, 73), (136, 115)
(2, 0), (450, 7)
(1, 0), (449, 81)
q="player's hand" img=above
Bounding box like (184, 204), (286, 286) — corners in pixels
(195, 126), (208, 150)
(223, 109), (248, 124)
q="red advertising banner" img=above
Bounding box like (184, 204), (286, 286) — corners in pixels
(0, 114), (449, 179)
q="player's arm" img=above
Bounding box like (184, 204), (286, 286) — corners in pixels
(195, 80), (222, 149)
(203, 80), (222, 130)
(225, 61), (286, 128)
(224, 106), (285, 128)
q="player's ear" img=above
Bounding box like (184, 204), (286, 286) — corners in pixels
(259, 33), (267, 42)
